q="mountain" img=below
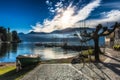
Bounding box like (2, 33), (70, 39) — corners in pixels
(18, 27), (104, 46)
(28, 31), (47, 34)
(18, 27), (96, 42)
(28, 27), (95, 34)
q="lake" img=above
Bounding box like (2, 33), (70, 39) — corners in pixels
(0, 42), (79, 62)
(0, 35), (105, 63)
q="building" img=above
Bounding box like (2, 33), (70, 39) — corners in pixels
(114, 27), (120, 45)
(105, 31), (114, 47)
(105, 27), (120, 47)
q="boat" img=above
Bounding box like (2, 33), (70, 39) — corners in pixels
(16, 54), (40, 67)
(35, 43), (43, 46)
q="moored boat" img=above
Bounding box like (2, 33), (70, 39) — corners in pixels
(35, 43), (43, 46)
(16, 54), (40, 67)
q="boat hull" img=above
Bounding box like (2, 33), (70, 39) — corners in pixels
(16, 56), (40, 67)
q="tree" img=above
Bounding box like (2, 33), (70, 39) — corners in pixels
(0, 27), (21, 42)
(7, 28), (12, 42)
(76, 22), (120, 62)
(12, 30), (20, 42)
(0, 27), (7, 41)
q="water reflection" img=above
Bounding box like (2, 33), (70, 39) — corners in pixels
(0, 43), (79, 62)
(33, 47), (78, 60)
(0, 43), (18, 58)
(11, 43), (18, 53)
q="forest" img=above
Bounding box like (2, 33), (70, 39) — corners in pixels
(0, 27), (21, 43)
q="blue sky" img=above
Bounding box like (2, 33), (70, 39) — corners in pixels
(0, 0), (120, 33)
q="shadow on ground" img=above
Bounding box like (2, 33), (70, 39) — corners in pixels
(0, 64), (38, 80)
(101, 62), (120, 75)
(103, 54), (120, 62)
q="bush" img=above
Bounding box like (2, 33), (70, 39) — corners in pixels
(113, 44), (120, 51)
(82, 49), (94, 56)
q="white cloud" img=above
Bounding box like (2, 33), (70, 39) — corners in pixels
(46, 0), (52, 6)
(84, 10), (120, 27)
(55, 2), (63, 7)
(46, 0), (49, 5)
(103, 10), (120, 21)
(73, 0), (101, 21)
(30, 0), (101, 33)
(30, 22), (43, 32)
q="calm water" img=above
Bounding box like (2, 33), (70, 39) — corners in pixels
(0, 36), (105, 63)
(0, 42), (79, 62)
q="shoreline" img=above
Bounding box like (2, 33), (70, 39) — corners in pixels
(0, 53), (106, 66)
(0, 62), (15, 67)
(0, 57), (74, 65)
(0, 48), (109, 66)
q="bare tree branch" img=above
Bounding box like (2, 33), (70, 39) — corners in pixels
(75, 31), (93, 42)
(99, 22), (120, 36)
(79, 37), (93, 42)
(95, 24), (103, 33)
(98, 27), (108, 36)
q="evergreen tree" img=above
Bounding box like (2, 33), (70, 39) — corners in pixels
(0, 27), (21, 42)
(12, 30), (20, 42)
(0, 27), (7, 41)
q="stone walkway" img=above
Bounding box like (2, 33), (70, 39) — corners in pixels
(21, 48), (120, 80)
(21, 64), (91, 80)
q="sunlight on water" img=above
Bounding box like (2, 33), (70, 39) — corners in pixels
(33, 47), (78, 60)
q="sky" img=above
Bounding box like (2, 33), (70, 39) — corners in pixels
(0, 0), (120, 33)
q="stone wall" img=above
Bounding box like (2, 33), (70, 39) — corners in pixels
(114, 28), (120, 45)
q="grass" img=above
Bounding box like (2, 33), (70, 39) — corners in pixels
(113, 44), (120, 51)
(0, 64), (38, 80)
(82, 49), (94, 55)
(0, 65), (16, 75)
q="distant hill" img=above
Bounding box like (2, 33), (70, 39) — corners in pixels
(18, 27), (96, 42)
(28, 27), (95, 34)
(28, 31), (47, 34)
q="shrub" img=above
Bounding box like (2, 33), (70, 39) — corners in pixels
(113, 44), (120, 51)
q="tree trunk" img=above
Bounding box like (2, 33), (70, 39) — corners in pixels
(94, 38), (101, 62)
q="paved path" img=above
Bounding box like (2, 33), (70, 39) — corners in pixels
(21, 48), (120, 80)
(21, 64), (91, 80)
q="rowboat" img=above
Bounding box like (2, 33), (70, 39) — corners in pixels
(35, 43), (43, 46)
(16, 54), (40, 67)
